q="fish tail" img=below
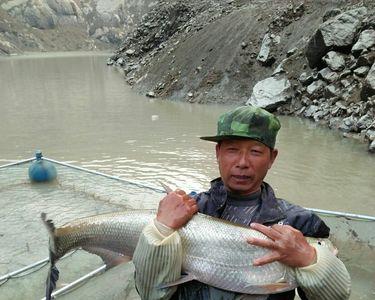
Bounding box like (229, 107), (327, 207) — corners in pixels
(41, 213), (60, 300)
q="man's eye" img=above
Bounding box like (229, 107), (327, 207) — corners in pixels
(251, 149), (262, 154)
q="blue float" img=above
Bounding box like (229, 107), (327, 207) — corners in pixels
(28, 150), (57, 182)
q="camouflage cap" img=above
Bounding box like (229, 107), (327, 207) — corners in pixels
(200, 106), (281, 148)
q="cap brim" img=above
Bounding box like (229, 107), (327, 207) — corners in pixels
(199, 136), (222, 142)
(200, 135), (274, 148)
(200, 135), (256, 142)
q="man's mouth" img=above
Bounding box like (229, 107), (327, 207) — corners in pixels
(231, 175), (251, 180)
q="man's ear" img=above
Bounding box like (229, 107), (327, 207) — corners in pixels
(268, 148), (278, 169)
(215, 143), (220, 160)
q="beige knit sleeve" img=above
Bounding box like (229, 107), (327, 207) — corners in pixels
(296, 244), (351, 300)
(133, 220), (183, 300)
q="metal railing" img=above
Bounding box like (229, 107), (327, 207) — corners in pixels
(0, 257), (49, 284)
(306, 207), (375, 221)
(40, 265), (107, 300)
(0, 251), (76, 286)
(0, 157), (34, 169)
(43, 157), (165, 194)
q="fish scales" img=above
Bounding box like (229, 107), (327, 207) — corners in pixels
(43, 210), (332, 296)
(54, 211), (154, 258)
(178, 213), (296, 293)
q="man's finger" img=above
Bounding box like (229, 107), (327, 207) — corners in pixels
(189, 204), (199, 214)
(185, 198), (197, 205)
(253, 252), (281, 266)
(247, 237), (276, 249)
(250, 223), (281, 240)
(175, 189), (186, 196)
(182, 194), (192, 201)
(271, 224), (295, 233)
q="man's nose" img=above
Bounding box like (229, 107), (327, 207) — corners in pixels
(236, 152), (249, 168)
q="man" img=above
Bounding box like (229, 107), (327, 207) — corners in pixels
(133, 106), (351, 300)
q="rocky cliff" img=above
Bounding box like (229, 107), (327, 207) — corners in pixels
(109, 0), (375, 153)
(0, 0), (156, 54)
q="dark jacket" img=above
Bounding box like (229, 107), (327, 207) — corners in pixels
(171, 178), (330, 300)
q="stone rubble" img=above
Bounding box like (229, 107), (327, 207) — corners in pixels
(109, 0), (237, 74)
(276, 6), (375, 153)
(245, 6), (375, 153)
(108, 1), (375, 153)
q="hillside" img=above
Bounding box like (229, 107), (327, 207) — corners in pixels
(0, 0), (156, 54)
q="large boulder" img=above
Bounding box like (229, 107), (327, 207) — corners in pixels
(306, 80), (326, 97)
(318, 67), (339, 82)
(357, 113), (373, 130)
(23, 0), (57, 29)
(322, 51), (346, 71)
(322, 8), (342, 22)
(325, 83), (340, 98)
(356, 51), (375, 67)
(352, 29), (375, 55)
(369, 140), (375, 153)
(361, 63), (375, 100)
(246, 75), (292, 111)
(46, 0), (75, 16)
(306, 7), (368, 68)
(257, 33), (280, 66)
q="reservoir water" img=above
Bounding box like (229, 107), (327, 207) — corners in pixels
(0, 52), (374, 215)
(0, 53), (374, 299)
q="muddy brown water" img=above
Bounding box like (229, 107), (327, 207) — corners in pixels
(0, 53), (374, 299)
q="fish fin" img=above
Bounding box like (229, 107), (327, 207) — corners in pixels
(158, 181), (173, 194)
(41, 213), (59, 300)
(41, 212), (57, 256)
(264, 282), (295, 293)
(247, 281), (297, 295)
(46, 265), (59, 300)
(158, 273), (197, 289)
(82, 246), (132, 269)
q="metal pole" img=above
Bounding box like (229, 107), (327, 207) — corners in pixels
(42, 158), (375, 221)
(0, 158), (35, 170)
(306, 207), (375, 221)
(43, 157), (164, 194)
(40, 265), (107, 300)
(0, 257), (49, 282)
(0, 251), (77, 283)
(1, 157), (374, 222)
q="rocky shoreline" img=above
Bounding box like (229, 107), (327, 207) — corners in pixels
(109, 0), (375, 153)
(251, 6), (375, 153)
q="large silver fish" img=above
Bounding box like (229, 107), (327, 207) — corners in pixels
(41, 210), (334, 299)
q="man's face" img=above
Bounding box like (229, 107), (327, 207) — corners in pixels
(216, 139), (278, 196)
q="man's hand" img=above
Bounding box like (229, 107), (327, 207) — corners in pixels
(247, 223), (317, 268)
(156, 189), (198, 230)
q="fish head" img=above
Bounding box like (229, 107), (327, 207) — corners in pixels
(308, 237), (338, 256)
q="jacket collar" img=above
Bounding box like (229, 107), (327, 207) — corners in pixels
(209, 178), (286, 224)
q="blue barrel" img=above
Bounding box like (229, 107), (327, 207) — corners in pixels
(28, 151), (57, 182)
